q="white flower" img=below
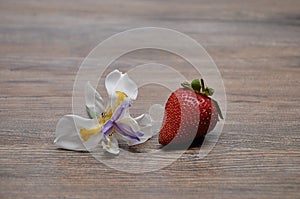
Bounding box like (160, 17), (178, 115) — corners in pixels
(54, 70), (157, 155)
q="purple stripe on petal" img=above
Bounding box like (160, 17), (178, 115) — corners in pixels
(103, 127), (113, 142)
(102, 120), (114, 136)
(115, 122), (144, 141)
(111, 103), (131, 121)
(116, 122), (144, 137)
(114, 123), (141, 141)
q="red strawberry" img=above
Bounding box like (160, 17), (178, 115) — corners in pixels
(159, 79), (223, 146)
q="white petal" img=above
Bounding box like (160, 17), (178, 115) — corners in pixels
(85, 133), (103, 152)
(135, 114), (152, 126)
(135, 113), (161, 136)
(54, 115), (100, 151)
(105, 69), (138, 100)
(151, 121), (162, 136)
(114, 73), (138, 100)
(85, 82), (105, 115)
(105, 70), (122, 97)
(126, 114), (161, 146)
(121, 114), (154, 146)
(101, 134), (119, 155)
(126, 125), (153, 146)
(117, 116), (140, 132)
(108, 91), (131, 111)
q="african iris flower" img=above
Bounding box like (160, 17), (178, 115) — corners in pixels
(54, 70), (156, 154)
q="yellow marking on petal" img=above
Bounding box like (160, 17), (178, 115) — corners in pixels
(80, 125), (101, 141)
(116, 91), (128, 105)
(105, 110), (113, 120)
(99, 109), (113, 124)
(99, 117), (106, 125)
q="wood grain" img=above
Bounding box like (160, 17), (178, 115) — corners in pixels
(0, 0), (299, 198)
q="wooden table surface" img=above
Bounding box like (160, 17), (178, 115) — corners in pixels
(1, 0), (299, 198)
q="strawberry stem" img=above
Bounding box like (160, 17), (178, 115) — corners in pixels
(191, 79), (201, 93)
(200, 79), (205, 93)
(182, 79), (213, 97)
(181, 79), (223, 120)
(181, 82), (193, 90)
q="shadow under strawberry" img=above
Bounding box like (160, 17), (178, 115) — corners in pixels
(160, 136), (205, 151)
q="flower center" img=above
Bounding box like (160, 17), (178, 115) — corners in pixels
(79, 91), (128, 142)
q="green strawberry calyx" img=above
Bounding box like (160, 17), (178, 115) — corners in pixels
(181, 79), (224, 119)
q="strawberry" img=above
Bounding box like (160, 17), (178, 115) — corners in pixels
(159, 79), (223, 146)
